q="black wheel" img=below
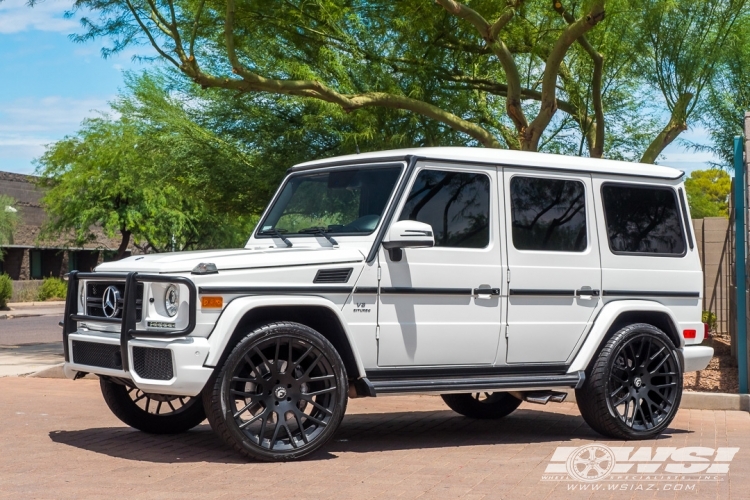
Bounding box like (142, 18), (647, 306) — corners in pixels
(100, 377), (206, 434)
(576, 323), (682, 440)
(441, 392), (522, 419)
(202, 322), (348, 461)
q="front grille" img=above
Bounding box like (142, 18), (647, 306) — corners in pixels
(314, 268), (353, 284)
(86, 282), (143, 321)
(72, 341), (122, 370)
(133, 347), (174, 380)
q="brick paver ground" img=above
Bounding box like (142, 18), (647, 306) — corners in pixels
(1, 377), (749, 499)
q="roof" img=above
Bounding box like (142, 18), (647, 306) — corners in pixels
(292, 147), (684, 180)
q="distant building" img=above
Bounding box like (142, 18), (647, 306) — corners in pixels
(0, 171), (135, 280)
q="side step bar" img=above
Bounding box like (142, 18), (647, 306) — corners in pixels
(366, 371), (585, 395)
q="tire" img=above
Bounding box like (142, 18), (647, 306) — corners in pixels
(100, 377), (206, 434)
(441, 392), (522, 419)
(202, 322), (348, 461)
(576, 323), (682, 440)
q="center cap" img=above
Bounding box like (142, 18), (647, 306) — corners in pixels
(634, 377), (643, 388)
(274, 386), (287, 399)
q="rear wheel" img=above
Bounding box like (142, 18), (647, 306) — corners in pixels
(576, 323), (682, 440)
(100, 377), (206, 434)
(441, 392), (522, 419)
(203, 322), (348, 461)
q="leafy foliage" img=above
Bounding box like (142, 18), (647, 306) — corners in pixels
(37, 277), (68, 301)
(64, 0), (749, 162)
(684, 169), (731, 219)
(0, 195), (18, 247)
(0, 274), (11, 309)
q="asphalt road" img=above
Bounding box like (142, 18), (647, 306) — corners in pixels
(0, 315), (64, 345)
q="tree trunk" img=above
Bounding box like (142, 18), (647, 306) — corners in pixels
(116, 229), (132, 260)
(640, 92), (693, 164)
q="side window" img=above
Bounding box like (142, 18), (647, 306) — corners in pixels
(510, 176), (587, 252)
(601, 184), (686, 255)
(399, 169), (490, 248)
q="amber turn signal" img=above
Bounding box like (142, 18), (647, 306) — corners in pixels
(201, 296), (223, 309)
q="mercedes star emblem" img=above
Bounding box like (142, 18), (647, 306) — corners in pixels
(102, 286), (121, 318)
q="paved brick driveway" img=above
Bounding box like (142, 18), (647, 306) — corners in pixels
(1, 377), (749, 499)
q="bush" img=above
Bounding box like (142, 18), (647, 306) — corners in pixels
(37, 277), (68, 301)
(0, 274), (11, 309)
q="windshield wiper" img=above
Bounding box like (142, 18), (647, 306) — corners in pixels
(259, 228), (293, 248)
(299, 227), (339, 247)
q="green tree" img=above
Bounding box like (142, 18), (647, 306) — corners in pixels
(685, 169), (731, 219)
(0, 195), (19, 258)
(66, 0), (747, 162)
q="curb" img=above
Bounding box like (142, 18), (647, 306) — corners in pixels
(26, 363), (96, 380)
(563, 389), (750, 412)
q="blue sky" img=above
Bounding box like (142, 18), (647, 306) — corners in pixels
(0, 0), (720, 176)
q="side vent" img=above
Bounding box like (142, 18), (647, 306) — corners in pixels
(314, 268), (353, 284)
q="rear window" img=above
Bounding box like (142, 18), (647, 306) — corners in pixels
(601, 184), (686, 255)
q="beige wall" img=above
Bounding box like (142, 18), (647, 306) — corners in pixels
(693, 217), (732, 333)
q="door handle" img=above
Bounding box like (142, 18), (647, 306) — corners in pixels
(473, 287), (501, 296)
(575, 288), (600, 297)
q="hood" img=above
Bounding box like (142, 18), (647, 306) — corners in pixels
(95, 246), (365, 274)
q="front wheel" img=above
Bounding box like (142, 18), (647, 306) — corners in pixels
(576, 323), (682, 440)
(203, 322), (348, 461)
(100, 377), (206, 434)
(441, 392), (522, 419)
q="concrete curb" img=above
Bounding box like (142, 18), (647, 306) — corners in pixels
(27, 363), (96, 380)
(563, 389), (750, 411)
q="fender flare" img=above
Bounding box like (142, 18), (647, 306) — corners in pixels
(567, 300), (684, 373)
(203, 295), (366, 378)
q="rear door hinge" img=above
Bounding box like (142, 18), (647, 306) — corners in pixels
(507, 269), (511, 283)
(377, 266), (382, 281)
(376, 325), (380, 340)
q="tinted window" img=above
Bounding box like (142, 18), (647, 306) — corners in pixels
(602, 184), (685, 255)
(510, 176), (587, 252)
(399, 170), (490, 248)
(261, 166), (402, 235)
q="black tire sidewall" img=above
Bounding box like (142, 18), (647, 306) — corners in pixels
(208, 322), (348, 461)
(441, 392), (522, 419)
(99, 377), (206, 434)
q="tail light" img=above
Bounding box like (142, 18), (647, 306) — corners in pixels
(704, 323), (710, 340)
(683, 329), (696, 339)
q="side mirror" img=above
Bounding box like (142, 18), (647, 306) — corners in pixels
(382, 220), (435, 261)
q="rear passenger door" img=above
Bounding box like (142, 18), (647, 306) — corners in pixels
(376, 163), (503, 366)
(503, 168), (602, 364)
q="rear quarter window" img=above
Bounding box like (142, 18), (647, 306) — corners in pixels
(601, 183), (686, 256)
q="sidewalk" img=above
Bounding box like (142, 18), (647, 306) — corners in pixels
(0, 301), (65, 320)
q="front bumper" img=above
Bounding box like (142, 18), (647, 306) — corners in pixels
(681, 345), (714, 372)
(64, 331), (213, 396)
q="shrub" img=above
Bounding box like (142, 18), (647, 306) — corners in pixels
(0, 274), (11, 309)
(702, 310), (718, 333)
(37, 277), (68, 301)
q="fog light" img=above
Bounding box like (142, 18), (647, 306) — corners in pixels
(201, 296), (223, 309)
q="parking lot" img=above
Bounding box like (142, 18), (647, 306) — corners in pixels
(0, 377), (747, 499)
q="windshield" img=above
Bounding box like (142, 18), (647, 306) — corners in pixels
(258, 165), (403, 236)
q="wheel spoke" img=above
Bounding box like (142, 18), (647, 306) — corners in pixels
(268, 416), (282, 450)
(292, 345), (314, 371)
(299, 410), (327, 427)
(145, 397), (151, 413)
(234, 398), (259, 418)
(156, 401), (162, 415)
(649, 354), (670, 374)
(231, 389), (258, 398)
(238, 411), (265, 429)
(305, 386), (336, 397)
(298, 354), (322, 380)
(301, 395), (334, 415)
(294, 413), (309, 444)
(285, 425), (298, 449)
(254, 347), (273, 376)
(231, 376), (261, 384)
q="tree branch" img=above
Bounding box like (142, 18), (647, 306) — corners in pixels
(435, 0), (528, 133)
(554, 1), (604, 158)
(640, 92), (693, 164)
(524, 0), (605, 151)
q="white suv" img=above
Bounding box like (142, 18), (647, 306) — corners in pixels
(62, 147), (713, 461)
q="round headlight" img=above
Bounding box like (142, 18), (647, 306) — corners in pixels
(164, 284), (179, 317)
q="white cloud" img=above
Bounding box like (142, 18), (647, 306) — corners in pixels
(0, 96), (112, 171)
(0, 0), (79, 34)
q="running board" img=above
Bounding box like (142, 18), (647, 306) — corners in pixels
(366, 371), (585, 395)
